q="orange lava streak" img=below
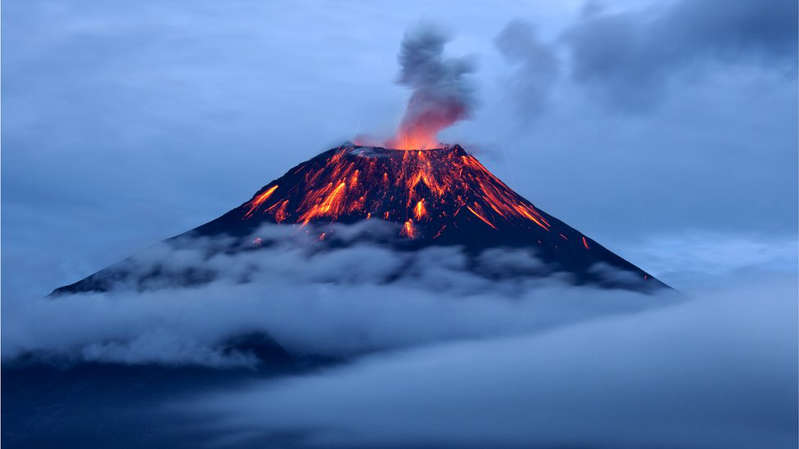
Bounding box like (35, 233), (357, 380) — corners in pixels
(319, 181), (347, 212)
(300, 181), (347, 224)
(274, 200), (289, 223)
(582, 236), (590, 249)
(463, 155), (551, 231)
(401, 219), (416, 238)
(513, 204), (550, 231)
(467, 205), (497, 229)
(414, 199), (426, 221)
(244, 185), (279, 218)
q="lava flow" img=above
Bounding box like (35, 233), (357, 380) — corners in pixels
(236, 144), (552, 241)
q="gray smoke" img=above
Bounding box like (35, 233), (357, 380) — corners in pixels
(388, 25), (476, 148)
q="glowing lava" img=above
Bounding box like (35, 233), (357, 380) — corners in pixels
(239, 144), (555, 241)
(244, 184), (278, 218)
(413, 199), (426, 221)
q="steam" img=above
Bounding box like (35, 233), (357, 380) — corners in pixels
(387, 25), (476, 149)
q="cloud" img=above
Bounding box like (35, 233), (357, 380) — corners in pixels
(617, 231), (798, 288)
(494, 19), (560, 121)
(180, 275), (798, 448)
(563, 0), (798, 110)
(8, 225), (794, 370)
(2, 225), (667, 368)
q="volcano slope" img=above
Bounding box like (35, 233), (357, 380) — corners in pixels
(52, 144), (667, 295)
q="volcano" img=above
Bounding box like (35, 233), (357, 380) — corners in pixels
(52, 143), (666, 295)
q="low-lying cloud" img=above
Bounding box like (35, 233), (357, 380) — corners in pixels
(3, 224), (795, 448)
(3, 224), (668, 367)
(181, 275), (798, 448)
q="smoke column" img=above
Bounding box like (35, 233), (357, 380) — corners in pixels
(387, 25), (476, 149)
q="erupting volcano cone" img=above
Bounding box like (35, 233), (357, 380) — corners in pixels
(53, 143), (666, 295)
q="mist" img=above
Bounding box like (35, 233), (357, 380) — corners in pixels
(180, 275), (798, 448)
(3, 224), (671, 367)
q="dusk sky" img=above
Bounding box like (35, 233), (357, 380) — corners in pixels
(2, 1), (797, 448)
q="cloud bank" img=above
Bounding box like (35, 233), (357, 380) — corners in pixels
(182, 275), (798, 448)
(3, 224), (668, 367)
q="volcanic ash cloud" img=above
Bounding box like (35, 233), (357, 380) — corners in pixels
(387, 25), (476, 149)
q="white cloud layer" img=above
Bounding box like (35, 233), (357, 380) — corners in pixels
(616, 231), (798, 288)
(3, 225), (671, 367)
(181, 275), (797, 448)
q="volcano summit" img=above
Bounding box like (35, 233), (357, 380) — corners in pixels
(53, 143), (666, 295)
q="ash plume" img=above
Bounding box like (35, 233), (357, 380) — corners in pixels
(388, 25), (476, 149)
